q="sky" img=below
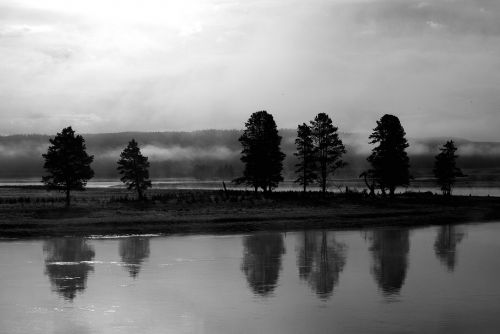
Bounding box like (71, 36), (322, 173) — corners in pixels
(0, 0), (499, 140)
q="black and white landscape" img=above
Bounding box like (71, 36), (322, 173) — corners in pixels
(1, 0), (500, 333)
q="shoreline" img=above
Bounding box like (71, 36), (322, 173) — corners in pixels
(1, 188), (500, 238)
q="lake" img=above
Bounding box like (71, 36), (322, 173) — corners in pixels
(2, 178), (500, 196)
(1, 223), (500, 333)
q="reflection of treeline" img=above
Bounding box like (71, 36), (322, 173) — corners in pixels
(368, 229), (410, 296)
(44, 238), (96, 301)
(297, 231), (347, 300)
(44, 236), (153, 301)
(241, 233), (285, 296)
(1, 130), (499, 179)
(41, 227), (466, 302)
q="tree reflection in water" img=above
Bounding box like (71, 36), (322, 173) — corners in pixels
(297, 231), (347, 300)
(43, 238), (95, 301)
(241, 233), (285, 297)
(119, 237), (151, 278)
(434, 225), (465, 271)
(368, 229), (409, 296)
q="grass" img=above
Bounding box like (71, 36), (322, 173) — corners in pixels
(0, 187), (499, 238)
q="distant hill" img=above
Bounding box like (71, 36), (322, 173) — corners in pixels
(0, 130), (499, 180)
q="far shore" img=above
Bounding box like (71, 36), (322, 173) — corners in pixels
(0, 187), (499, 238)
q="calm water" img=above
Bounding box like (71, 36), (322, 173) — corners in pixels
(1, 223), (500, 333)
(2, 179), (500, 196)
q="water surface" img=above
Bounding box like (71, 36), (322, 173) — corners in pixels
(1, 223), (500, 333)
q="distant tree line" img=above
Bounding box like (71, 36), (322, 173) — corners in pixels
(40, 113), (464, 206)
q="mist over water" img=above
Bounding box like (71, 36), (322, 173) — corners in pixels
(0, 130), (499, 181)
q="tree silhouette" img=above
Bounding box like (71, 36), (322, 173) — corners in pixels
(44, 238), (95, 301)
(234, 111), (285, 192)
(310, 113), (346, 193)
(296, 231), (347, 300)
(433, 140), (464, 196)
(119, 237), (151, 279)
(42, 126), (94, 207)
(434, 225), (465, 271)
(294, 123), (317, 192)
(368, 114), (410, 196)
(359, 170), (377, 196)
(241, 233), (285, 296)
(117, 139), (152, 201)
(368, 229), (409, 296)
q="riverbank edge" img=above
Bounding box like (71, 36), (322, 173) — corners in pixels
(1, 190), (500, 238)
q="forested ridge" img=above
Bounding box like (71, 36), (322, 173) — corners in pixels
(0, 130), (499, 180)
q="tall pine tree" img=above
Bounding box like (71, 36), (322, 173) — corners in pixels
(433, 140), (464, 196)
(117, 139), (152, 200)
(294, 123), (316, 192)
(310, 113), (346, 193)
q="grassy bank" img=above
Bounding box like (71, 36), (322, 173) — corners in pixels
(0, 187), (499, 237)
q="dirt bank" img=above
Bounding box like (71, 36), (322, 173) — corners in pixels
(0, 188), (499, 237)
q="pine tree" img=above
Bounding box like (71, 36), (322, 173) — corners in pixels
(42, 126), (94, 207)
(294, 123), (316, 192)
(367, 114), (410, 196)
(117, 139), (152, 200)
(433, 140), (464, 196)
(310, 113), (346, 193)
(234, 111), (285, 192)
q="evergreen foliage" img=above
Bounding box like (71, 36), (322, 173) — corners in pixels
(433, 140), (464, 196)
(42, 126), (94, 207)
(235, 111), (285, 192)
(309, 113), (346, 193)
(367, 114), (410, 196)
(117, 139), (152, 200)
(294, 123), (317, 192)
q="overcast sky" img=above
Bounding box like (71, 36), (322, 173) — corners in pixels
(0, 0), (499, 140)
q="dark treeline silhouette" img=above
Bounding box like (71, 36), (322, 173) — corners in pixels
(24, 114), (479, 198)
(119, 237), (151, 278)
(296, 231), (347, 300)
(293, 114), (347, 193)
(367, 229), (410, 296)
(43, 238), (95, 301)
(434, 225), (466, 271)
(241, 232), (285, 296)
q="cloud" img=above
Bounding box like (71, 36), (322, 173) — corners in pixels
(99, 145), (238, 161)
(0, 23), (54, 37)
(0, 0), (499, 140)
(426, 21), (446, 30)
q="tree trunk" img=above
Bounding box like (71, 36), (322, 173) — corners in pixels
(303, 168), (307, 193)
(65, 187), (71, 207)
(389, 186), (395, 197)
(363, 174), (375, 196)
(321, 165), (327, 194)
